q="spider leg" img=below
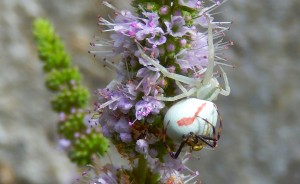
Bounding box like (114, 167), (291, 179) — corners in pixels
(195, 117), (218, 149)
(137, 45), (197, 86)
(214, 104), (222, 140)
(204, 86), (220, 101)
(199, 106), (222, 142)
(195, 135), (217, 148)
(202, 15), (215, 85)
(199, 66), (230, 101)
(162, 121), (187, 159)
(171, 139), (188, 159)
(175, 80), (188, 94)
(196, 80), (218, 100)
(156, 87), (197, 101)
(200, 118), (217, 142)
(218, 65), (230, 96)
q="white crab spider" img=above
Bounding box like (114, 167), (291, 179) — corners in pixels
(137, 16), (230, 102)
(162, 98), (222, 158)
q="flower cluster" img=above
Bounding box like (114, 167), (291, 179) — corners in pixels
(78, 153), (199, 183)
(87, 0), (232, 182)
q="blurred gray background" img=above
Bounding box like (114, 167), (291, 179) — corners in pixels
(0, 0), (299, 183)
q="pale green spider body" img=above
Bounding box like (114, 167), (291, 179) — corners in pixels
(138, 17), (230, 102)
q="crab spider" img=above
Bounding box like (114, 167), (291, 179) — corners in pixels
(137, 16), (230, 102)
(162, 98), (222, 159)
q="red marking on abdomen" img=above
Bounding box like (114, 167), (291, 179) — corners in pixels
(177, 103), (207, 126)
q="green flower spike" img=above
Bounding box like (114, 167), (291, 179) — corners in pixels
(33, 18), (108, 165)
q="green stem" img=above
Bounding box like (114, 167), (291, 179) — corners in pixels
(135, 155), (148, 183)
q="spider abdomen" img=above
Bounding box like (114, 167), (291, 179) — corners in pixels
(164, 98), (218, 142)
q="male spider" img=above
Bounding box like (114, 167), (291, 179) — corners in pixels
(137, 15), (230, 102)
(162, 98), (222, 159)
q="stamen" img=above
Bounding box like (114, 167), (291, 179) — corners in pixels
(129, 119), (137, 126)
(102, 1), (120, 13)
(98, 97), (121, 110)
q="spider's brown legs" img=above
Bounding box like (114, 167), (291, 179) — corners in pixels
(215, 105), (222, 140)
(171, 139), (188, 159)
(195, 135), (217, 148)
(162, 122), (191, 159)
(199, 118), (217, 148)
(200, 105), (223, 141)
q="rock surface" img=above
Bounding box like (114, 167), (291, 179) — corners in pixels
(0, 0), (299, 183)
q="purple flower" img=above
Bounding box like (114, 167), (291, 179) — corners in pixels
(144, 97), (165, 114)
(147, 28), (166, 46)
(96, 81), (135, 114)
(96, 164), (118, 184)
(135, 48), (160, 67)
(159, 170), (184, 184)
(167, 43), (175, 52)
(125, 81), (138, 99)
(163, 154), (186, 171)
(114, 117), (131, 133)
(58, 138), (71, 150)
(110, 33), (135, 56)
(135, 12), (160, 40)
(99, 7), (140, 36)
(165, 16), (188, 37)
(160, 154), (200, 183)
(79, 163), (120, 184)
(194, 13), (214, 27)
(135, 139), (149, 154)
(145, 154), (200, 184)
(179, 0), (201, 9)
(136, 67), (160, 96)
(159, 5), (170, 15)
(135, 97), (165, 120)
(176, 32), (209, 70)
(98, 111), (118, 138)
(143, 12), (160, 27)
(135, 101), (152, 120)
(149, 149), (158, 157)
(114, 11), (141, 35)
(109, 95), (133, 113)
(59, 112), (66, 122)
(120, 133), (132, 143)
(84, 114), (99, 127)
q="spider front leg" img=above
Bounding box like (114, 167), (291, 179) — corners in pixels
(218, 65), (230, 96)
(196, 78), (220, 101)
(201, 16), (230, 99)
(156, 87), (197, 101)
(158, 80), (222, 101)
(197, 66), (231, 101)
(138, 45), (197, 86)
(202, 14), (215, 85)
